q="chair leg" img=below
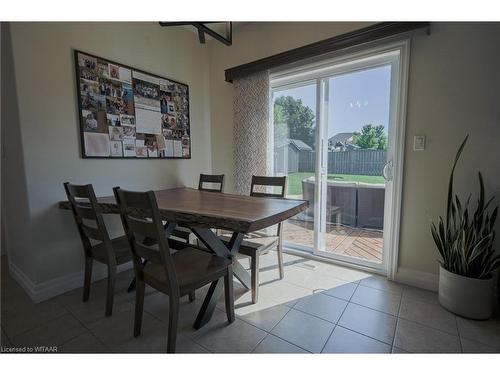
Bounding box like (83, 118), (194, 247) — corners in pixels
(188, 291), (195, 302)
(134, 279), (145, 337)
(167, 297), (179, 353)
(105, 265), (116, 317)
(224, 267), (235, 323)
(83, 256), (93, 302)
(251, 253), (259, 304)
(277, 235), (284, 280)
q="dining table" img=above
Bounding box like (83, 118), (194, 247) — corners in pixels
(59, 187), (308, 329)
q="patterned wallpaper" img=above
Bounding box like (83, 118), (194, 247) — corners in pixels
(233, 71), (270, 194)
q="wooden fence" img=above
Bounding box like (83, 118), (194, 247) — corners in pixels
(298, 149), (387, 176)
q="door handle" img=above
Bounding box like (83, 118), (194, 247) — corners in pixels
(382, 160), (393, 182)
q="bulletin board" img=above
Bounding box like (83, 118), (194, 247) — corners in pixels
(74, 50), (191, 159)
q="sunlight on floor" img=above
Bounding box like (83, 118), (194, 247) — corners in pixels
(228, 250), (372, 317)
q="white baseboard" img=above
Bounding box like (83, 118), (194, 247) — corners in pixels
(394, 267), (439, 292)
(8, 260), (134, 303)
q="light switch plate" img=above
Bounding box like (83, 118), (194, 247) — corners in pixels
(413, 135), (426, 151)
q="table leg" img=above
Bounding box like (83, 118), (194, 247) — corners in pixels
(193, 278), (224, 329)
(190, 229), (248, 329)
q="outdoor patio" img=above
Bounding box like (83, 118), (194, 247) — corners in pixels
(282, 219), (383, 263)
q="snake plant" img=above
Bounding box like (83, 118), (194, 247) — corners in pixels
(431, 135), (500, 279)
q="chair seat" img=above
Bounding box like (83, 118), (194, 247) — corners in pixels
(142, 246), (232, 296)
(219, 234), (279, 256)
(90, 235), (132, 265)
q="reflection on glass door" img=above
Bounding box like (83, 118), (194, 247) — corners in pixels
(272, 82), (317, 251)
(315, 65), (391, 267)
(271, 44), (405, 273)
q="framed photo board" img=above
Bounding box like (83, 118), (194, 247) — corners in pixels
(74, 50), (191, 159)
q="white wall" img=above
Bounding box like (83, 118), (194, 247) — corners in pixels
(3, 22), (212, 299)
(208, 22), (500, 280)
(3, 22), (500, 300)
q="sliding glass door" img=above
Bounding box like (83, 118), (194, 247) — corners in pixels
(271, 82), (318, 251)
(271, 42), (407, 273)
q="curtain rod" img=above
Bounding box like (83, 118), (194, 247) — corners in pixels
(225, 22), (430, 83)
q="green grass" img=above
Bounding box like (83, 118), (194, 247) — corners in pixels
(286, 172), (385, 196)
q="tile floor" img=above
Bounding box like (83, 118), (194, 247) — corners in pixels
(1, 253), (499, 354)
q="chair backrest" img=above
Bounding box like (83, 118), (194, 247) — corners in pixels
(198, 174), (225, 192)
(113, 187), (179, 294)
(250, 175), (287, 198)
(63, 182), (113, 261)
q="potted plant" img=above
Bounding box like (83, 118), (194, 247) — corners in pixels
(431, 135), (499, 319)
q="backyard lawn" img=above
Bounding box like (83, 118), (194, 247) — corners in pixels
(286, 172), (385, 196)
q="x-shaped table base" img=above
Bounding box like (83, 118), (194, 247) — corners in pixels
(127, 223), (250, 330)
(190, 227), (248, 329)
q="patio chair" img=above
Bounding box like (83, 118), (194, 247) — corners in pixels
(63, 182), (132, 317)
(356, 182), (385, 230)
(113, 187), (234, 353)
(329, 180), (358, 227)
(300, 177), (342, 228)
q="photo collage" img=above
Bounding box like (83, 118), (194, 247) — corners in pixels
(76, 51), (191, 158)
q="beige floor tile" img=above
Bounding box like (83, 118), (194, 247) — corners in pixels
(252, 334), (309, 353)
(175, 336), (211, 353)
(456, 316), (500, 349)
(338, 303), (396, 344)
(391, 346), (409, 353)
(271, 309), (334, 353)
(87, 308), (164, 348)
(1, 280), (34, 314)
(281, 265), (351, 292)
(11, 313), (86, 348)
(460, 337), (500, 353)
(322, 282), (358, 301)
(292, 260), (371, 284)
(55, 282), (136, 325)
(351, 285), (401, 316)
(394, 318), (461, 353)
(322, 326), (391, 353)
(192, 313), (267, 353)
(142, 291), (213, 339)
(58, 332), (110, 353)
(359, 275), (403, 294)
(293, 293), (347, 323)
(401, 285), (439, 305)
(231, 279), (312, 315)
(236, 303), (290, 332)
(2, 298), (68, 338)
(398, 295), (457, 335)
(1, 327), (11, 347)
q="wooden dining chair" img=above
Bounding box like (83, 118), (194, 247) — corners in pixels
(221, 175), (287, 303)
(63, 182), (132, 317)
(170, 173), (225, 244)
(113, 187), (234, 353)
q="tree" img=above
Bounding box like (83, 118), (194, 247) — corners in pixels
(274, 96), (315, 147)
(352, 124), (387, 150)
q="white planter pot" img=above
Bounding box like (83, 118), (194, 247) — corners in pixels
(438, 266), (494, 320)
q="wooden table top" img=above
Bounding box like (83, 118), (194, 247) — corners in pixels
(59, 187), (307, 233)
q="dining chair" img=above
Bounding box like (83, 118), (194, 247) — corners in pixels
(170, 174), (225, 244)
(113, 187), (234, 353)
(221, 175), (286, 303)
(63, 182), (132, 317)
